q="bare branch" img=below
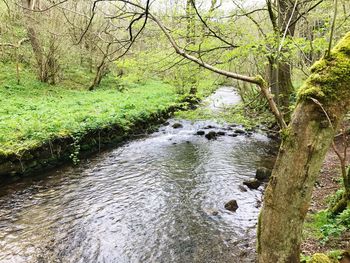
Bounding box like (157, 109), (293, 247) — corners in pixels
(150, 14), (286, 129)
(16, 0), (69, 12)
(327, 0), (338, 57)
(0, 38), (29, 48)
(288, 0), (324, 29)
(190, 0), (239, 48)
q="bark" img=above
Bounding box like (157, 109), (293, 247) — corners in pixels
(22, 0), (45, 81)
(258, 32), (350, 262)
(277, 61), (293, 114)
(26, 26), (46, 81)
(267, 57), (279, 106)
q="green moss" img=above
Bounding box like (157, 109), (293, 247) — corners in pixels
(310, 60), (328, 73)
(297, 32), (350, 103)
(254, 75), (268, 87)
(309, 253), (331, 263)
(281, 127), (292, 142)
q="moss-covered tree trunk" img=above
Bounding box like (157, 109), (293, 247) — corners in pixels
(258, 32), (350, 262)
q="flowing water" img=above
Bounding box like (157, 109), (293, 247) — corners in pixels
(0, 87), (276, 263)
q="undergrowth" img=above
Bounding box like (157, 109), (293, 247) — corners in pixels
(0, 63), (181, 157)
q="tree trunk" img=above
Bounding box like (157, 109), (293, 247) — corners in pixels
(267, 57), (280, 106)
(186, 0), (196, 44)
(22, 0), (59, 84)
(278, 61), (293, 114)
(276, 0), (297, 115)
(331, 165), (350, 214)
(22, 0), (47, 82)
(258, 32), (350, 262)
(267, 0), (298, 118)
(89, 56), (108, 91)
(26, 26), (46, 82)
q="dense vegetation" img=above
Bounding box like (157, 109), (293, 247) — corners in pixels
(0, 64), (178, 155)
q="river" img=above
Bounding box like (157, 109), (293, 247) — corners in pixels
(0, 87), (276, 263)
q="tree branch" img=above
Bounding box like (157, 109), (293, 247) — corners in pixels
(150, 14), (286, 129)
(190, 0), (239, 48)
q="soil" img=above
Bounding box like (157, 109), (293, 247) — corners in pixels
(302, 136), (350, 255)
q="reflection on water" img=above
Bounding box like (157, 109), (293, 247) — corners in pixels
(0, 88), (276, 263)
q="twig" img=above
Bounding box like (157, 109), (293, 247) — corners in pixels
(327, 0), (338, 57)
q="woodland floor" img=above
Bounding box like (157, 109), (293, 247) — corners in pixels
(302, 136), (350, 255)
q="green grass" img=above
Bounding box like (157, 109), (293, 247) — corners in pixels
(0, 64), (180, 157)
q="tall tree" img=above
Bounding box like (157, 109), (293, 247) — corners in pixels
(21, 0), (60, 84)
(258, 31), (350, 262)
(266, 0), (299, 117)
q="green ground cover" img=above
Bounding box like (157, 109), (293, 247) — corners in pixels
(0, 64), (182, 157)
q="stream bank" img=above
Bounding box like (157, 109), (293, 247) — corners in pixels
(0, 106), (176, 180)
(0, 80), (194, 180)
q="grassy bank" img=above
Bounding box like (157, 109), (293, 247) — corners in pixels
(0, 65), (183, 160)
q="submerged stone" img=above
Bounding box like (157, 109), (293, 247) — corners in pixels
(205, 131), (217, 140)
(203, 125), (217, 129)
(234, 129), (245, 134)
(224, 200), (238, 212)
(172, 123), (183, 129)
(255, 167), (272, 181)
(217, 131), (226, 136)
(211, 210), (219, 216)
(196, 130), (205, 135)
(243, 179), (261, 190)
(239, 185), (248, 192)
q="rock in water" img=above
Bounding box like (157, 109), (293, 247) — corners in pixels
(243, 179), (261, 190)
(217, 131), (226, 136)
(196, 130), (205, 135)
(205, 131), (217, 140)
(234, 128), (245, 134)
(255, 167), (272, 181)
(239, 185), (248, 192)
(211, 210), (219, 216)
(172, 123), (183, 129)
(225, 200), (238, 212)
(204, 125), (217, 129)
